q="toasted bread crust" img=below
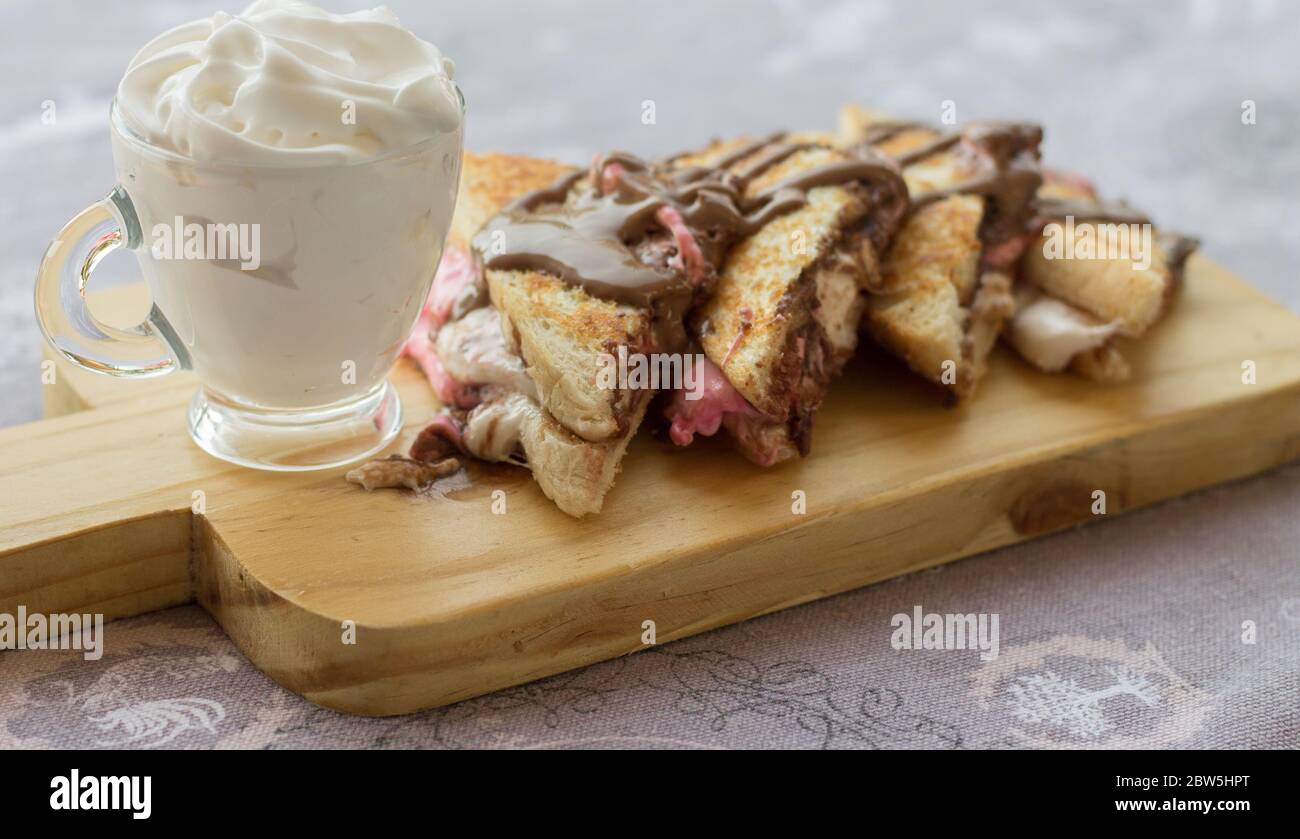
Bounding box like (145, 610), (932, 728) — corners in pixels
(839, 107), (990, 204)
(488, 268), (649, 441)
(449, 151), (576, 252)
(959, 270), (1016, 398)
(519, 395), (650, 517)
(862, 195), (984, 389)
(1022, 224), (1182, 338)
(838, 104), (892, 147)
(1070, 343), (1131, 383)
(1007, 172), (1195, 382)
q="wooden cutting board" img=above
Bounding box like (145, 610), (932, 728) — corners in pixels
(4, 258), (1299, 715)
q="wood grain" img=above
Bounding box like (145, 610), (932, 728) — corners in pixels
(4, 256), (1299, 714)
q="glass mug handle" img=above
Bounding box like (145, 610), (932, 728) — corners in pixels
(34, 185), (186, 377)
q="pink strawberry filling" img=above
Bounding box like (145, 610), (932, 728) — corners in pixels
(404, 323), (477, 408)
(597, 159), (708, 287)
(402, 247), (480, 408)
(425, 246), (476, 329)
(982, 233), (1033, 271)
(665, 356), (763, 446)
(990, 168), (1103, 273)
(594, 161), (775, 460)
(595, 156), (623, 195)
(654, 204), (707, 286)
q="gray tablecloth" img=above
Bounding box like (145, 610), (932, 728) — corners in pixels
(1, 0), (1297, 749)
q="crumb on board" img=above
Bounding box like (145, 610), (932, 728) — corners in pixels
(346, 455), (461, 491)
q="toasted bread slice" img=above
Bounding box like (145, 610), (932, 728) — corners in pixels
(452, 152), (652, 443)
(370, 152), (655, 516)
(838, 104), (892, 148)
(1006, 172), (1197, 383)
(673, 137), (902, 459)
(863, 194), (984, 388)
(487, 271), (650, 442)
(839, 105), (977, 192)
(448, 152), (574, 252)
(839, 105), (1037, 399)
(1021, 233), (1171, 336)
(1021, 176), (1185, 336)
(464, 151), (658, 511)
(516, 394), (651, 517)
(692, 141), (869, 415)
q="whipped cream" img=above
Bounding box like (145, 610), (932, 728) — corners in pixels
(117, 0), (461, 165)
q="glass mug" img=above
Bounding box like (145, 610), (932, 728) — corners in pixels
(35, 97), (463, 470)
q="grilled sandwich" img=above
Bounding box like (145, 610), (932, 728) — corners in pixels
(838, 105), (1043, 400)
(347, 111), (1200, 517)
(352, 151), (655, 517)
(355, 140), (884, 513)
(662, 133), (908, 464)
(1006, 171), (1199, 382)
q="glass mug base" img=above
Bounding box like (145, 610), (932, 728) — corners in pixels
(187, 381), (402, 472)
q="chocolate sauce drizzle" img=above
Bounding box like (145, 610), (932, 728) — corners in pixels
(1035, 194), (1200, 277)
(1033, 195), (1151, 226)
(855, 119), (1044, 244)
(472, 135), (902, 351)
(1032, 176), (1200, 272)
(859, 119), (1198, 276)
